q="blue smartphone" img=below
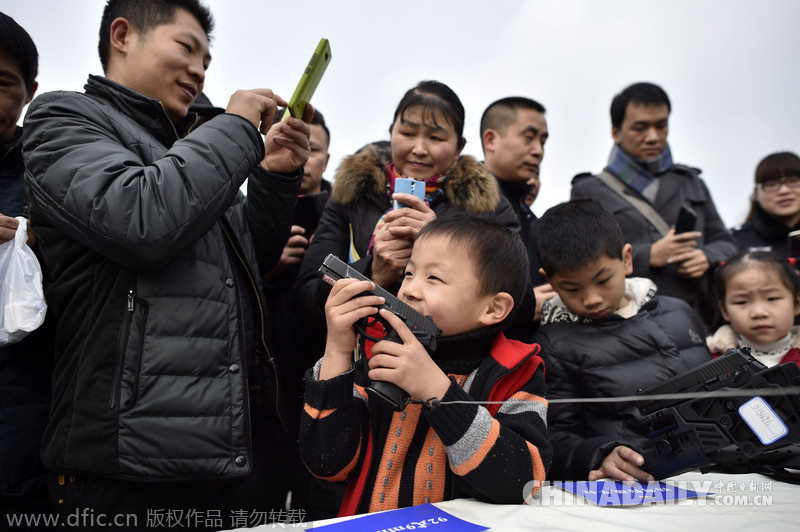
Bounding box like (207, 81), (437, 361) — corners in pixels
(393, 178), (426, 209)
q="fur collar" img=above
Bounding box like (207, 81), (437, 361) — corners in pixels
(707, 324), (800, 355)
(331, 150), (501, 213)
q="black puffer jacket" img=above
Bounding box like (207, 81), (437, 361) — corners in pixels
(294, 147), (521, 334)
(23, 75), (302, 480)
(534, 278), (711, 480)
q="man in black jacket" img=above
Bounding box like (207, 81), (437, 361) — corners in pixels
(480, 97), (556, 320)
(22, 0), (312, 527)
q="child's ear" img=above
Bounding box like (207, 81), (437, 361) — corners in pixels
(718, 300), (730, 322)
(479, 292), (515, 326)
(794, 295), (800, 317)
(539, 267), (549, 283)
(622, 244), (633, 276)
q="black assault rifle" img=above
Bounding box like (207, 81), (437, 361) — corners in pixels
(633, 348), (800, 482)
(318, 254), (442, 411)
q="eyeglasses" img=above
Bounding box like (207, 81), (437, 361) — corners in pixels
(757, 176), (800, 193)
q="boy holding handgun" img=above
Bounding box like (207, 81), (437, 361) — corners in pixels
(299, 213), (552, 516)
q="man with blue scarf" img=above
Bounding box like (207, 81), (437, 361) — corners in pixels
(571, 82), (736, 326)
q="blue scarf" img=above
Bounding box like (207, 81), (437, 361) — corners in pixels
(606, 143), (674, 202)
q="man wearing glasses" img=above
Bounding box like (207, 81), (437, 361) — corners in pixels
(571, 82), (737, 326)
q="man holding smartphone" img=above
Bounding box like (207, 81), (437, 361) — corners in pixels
(23, 0), (311, 524)
(571, 82), (737, 325)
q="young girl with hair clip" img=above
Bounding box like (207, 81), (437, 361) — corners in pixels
(707, 251), (800, 367)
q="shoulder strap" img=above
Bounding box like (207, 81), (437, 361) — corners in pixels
(597, 170), (670, 237)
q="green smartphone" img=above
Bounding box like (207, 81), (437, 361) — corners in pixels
(282, 38), (332, 120)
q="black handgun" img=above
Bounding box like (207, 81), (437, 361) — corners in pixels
(632, 348), (800, 480)
(318, 254), (441, 411)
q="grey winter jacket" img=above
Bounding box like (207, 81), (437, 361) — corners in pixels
(23, 75), (302, 480)
(571, 164), (737, 312)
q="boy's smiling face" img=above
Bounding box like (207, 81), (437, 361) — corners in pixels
(398, 234), (503, 337)
(546, 244), (633, 320)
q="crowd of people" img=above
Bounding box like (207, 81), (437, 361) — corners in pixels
(2, 1), (799, 530)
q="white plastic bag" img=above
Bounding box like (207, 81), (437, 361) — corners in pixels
(0, 217), (47, 346)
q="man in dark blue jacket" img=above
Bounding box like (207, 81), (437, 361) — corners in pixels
(22, 0), (312, 527)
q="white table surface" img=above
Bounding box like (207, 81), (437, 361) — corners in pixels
(224, 471), (799, 531)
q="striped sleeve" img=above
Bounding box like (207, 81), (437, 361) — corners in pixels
(423, 366), (551, 504)
(298, 358), (369, 482)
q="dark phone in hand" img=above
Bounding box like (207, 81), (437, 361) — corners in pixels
(293, 191), (330, 236)
(674, 205), (697, 234)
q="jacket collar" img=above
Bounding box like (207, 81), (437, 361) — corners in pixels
(541, 277), (658, 326)
(85, 75), (201, 148)
(1, 127), (22, 163)
(752, 204), (800, 238)
(331, 150), (501, 214)
(493, 172), (531, 206)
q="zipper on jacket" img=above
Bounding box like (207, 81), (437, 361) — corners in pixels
(186, 113), (201, 134)
(219, 223), (287, 430)
(110, 289), (136, 409)
(158, 101), (201, 139)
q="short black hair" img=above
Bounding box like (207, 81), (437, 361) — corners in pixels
(0, 12), (39, 91)
(535, 199), (625, 277)
(479, 96), (546, 151)
(392, 80), (466, 152)
(310, 108), (330, 148)
(416, 213), (529, 316)
(98, 0), (214, 72)
(610, 82), (671, 129)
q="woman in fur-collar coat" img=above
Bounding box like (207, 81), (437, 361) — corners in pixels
(293, 143), (520, 341)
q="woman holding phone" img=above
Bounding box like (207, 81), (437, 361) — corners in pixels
(732, 151), (800, 257)
(294, 80), (520, 340)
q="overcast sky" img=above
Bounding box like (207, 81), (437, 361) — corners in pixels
(5, 0), (800, 227)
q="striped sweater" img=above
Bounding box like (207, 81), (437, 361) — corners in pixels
(299, 328), (552, 516)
